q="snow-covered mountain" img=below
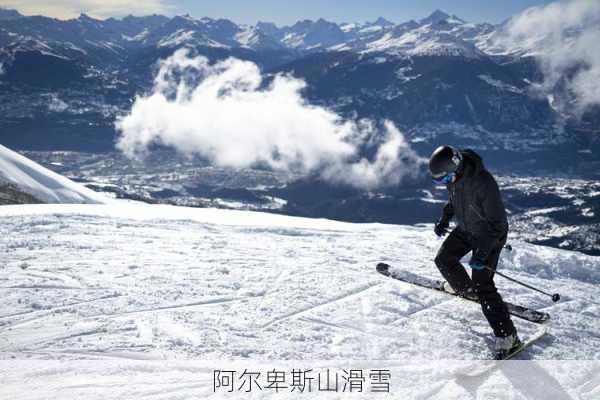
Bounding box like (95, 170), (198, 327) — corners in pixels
(364, 22), (484, 58)
(0, 7), (579, 75)
(251, 10), (495, 56)
(0, 9), (515, 65)
(1, 7), (597, 156)
(0, 144), (109, 204)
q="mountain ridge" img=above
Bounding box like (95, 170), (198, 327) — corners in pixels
(0, 8), (508, 56)
(0, 7), (598, 157)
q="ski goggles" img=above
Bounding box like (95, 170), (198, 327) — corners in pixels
(432, 172), (456, 184)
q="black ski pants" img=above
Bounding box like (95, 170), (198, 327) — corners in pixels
(434, 228), (516, 337)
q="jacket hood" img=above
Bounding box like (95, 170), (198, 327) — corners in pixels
(460, 148), (484, 176)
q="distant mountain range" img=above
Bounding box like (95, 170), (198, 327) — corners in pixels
(0, 9), (508, 60)
(0, 8), (598, 173)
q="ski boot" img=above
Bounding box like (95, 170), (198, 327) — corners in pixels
(442, 281), (479, 301)
(494, 332), (522, 360)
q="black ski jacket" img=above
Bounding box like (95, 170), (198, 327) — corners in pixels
(439, 149), (508, 260)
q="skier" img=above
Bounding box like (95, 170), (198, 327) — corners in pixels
(428, 145), (521, 359)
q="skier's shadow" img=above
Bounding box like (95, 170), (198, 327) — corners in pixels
(455, 361), (571, 399)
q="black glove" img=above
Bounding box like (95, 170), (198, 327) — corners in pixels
(434, 220), (449, 237)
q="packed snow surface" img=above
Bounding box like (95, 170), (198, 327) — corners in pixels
(0, 144), (110, 204)
(0, 203), (598, 398)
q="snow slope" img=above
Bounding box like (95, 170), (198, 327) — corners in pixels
(365, 24), (483, 58)
(0, 203), (598, 398)
(0, 144), (110, 204)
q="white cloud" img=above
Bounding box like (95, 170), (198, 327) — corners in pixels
(116, 49), (424, 189)
(0, 0), (174, 20)
(500, 0), (600, 115)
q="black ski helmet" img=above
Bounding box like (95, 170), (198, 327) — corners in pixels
(428, 145), (463, 179)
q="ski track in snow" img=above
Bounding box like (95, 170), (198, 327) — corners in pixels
(0, 203), (599, 398)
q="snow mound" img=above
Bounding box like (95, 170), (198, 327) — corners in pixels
(0, 144), (110, 204)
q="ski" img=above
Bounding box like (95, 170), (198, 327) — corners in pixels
(376, 263), (550, 324)
(455, 327), (548, 378)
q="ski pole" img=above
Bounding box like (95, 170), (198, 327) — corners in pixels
(439, 229), (560, 301)
(484, 265), (561, 302)
(499, 244), (560, 301)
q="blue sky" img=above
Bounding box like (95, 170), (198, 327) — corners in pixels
(175, 0), (556, 25)
(0, 0), (556, 24)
